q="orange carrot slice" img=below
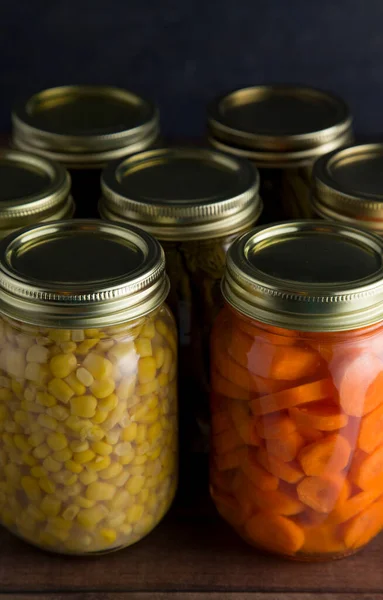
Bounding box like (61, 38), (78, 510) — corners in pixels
(211, 369), (250, 401)
(296, 426), (324, 443)
(213, 428), (244, 456)
(298, 434), (351, 476)
(245, 513), (305, 554)
(331, 485), (383, 524)
(290, 401), (348, 432)
(266, 430), (305, 462)
(210, 467), (233, 494)
(211, 409), (232, 435)
(211, 488), (249, 527)
(297, 475), (344, 513)
(257, 447), (304, 484)
(358, 403), (383, 454)
(250, 378), (335, 416)
(256, 413), (296, 439)
(238, 320), (297, 346)
(241, 448), (279, 491)
(349, 445), (383, 490)
(343, 497), (383, 549)
(229, 327), (320, 381)
(302, 523), (346, 555)
(229, 400), (260, 446)
(333, 352), (383, 417)
(215, 447), (245, 472)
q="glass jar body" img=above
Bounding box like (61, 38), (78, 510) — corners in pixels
(257, 165), (313, 224)
(0, 305), (178, 554)
(210, 305), (383, 560)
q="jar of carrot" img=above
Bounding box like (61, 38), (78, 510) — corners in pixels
(210, 220), (383, 560)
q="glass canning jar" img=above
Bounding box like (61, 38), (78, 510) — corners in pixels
(208, 85), (353, 222)
(312, 143), (383, 233)
(0, 149), (74, 238)
(210, 220), (383, 560)
(0, 220), (177, 554)
(100, 147), (261, 453)
(12, 85), (159, 218)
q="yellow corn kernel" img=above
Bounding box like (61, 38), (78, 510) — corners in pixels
(140, 407), (160, 424)
(70, 395), (97, 418)
(142, 321), (156, 339)
(87, 425), (105, 442)
(33, 443), (51, 460)
(162, 348), (172, 375)
(114, 441), (133, 457)
(26, 504), (45, 522)
(110, 489), (132, 511)
(4, 463), (21, 484)
(79, 470), (98, 486)
(158, 372), (169, 388)
(77, 504), (107, 528)
(13, 434), (30, 453)
(71, 330), (85, 342)
(21, 476), (42, 502)
(91, 409), (107, 424)
(47, 405), (69, 421)
(138, 356), (156, 385)
(23, 453), (38, 467)
(86, 481), (115, 501)
(75, 367), (94, 387)
(155, 319), (168, 337)
(65, 415), (85, 433)
(119, 453), (135, 466)
(70, 440), (89, 452)
(48, 378), (74, 403)
(100, 528), (117, 544)
(65, 459), (83, 474)
(136, 424), (147, 445)
(97, 339), (115, 354)
(134, 337), (152, 358)
(26, 344), (49, 363)
(43, 456), (62, 473)
(53, 471), (77, 486)
(129, 465), (145, 476)
(46, 432), (68, 452)
(36, 392), (56, 408)
(98, 393), (118, 413)
(52, 448), (72, 463)
(148, 421), (162, 444)
(126, 503), (144, 524)
(87, 455), (111, 472)
(103, 403), (126, 431)
(90, 378), (115, 399)
(62, 504), (80, 521)
(25, 362), (50, 385)
(11, 378), (23, 397)
(148, 445), (162, 461)
(76, 338), (99, 354)
(108, 513), (126, 529)
(122, 422), (137, 442)
(64, 372), (86, 396)
(0, 389), (12, 403)
(0, 405), (8, 422)
(134, 513), (155, 536)
(129, 403), (149, 422)
(73, 449), (95, 464)
(92, 440), (113, 456)
(50, 353), (77, 378)
(6, 348), (25, 378)
(49, 329), (71, 343)
(60, 341), (77, 354)
(39, 477), (56, 494)
(13, 410), (28, 426)
(139, 488), (149, 504)
(75, 496), (95, 509)
(108, 341), (135, 363)
(116, 376), (136, 401)
(137, 380), (159, 397)
(126, 475), (145, 495)
(37, 414), (58, 432)
(31, 465), (47, 478)
(154, 347), (165, 370)
(83, 353), (113, 379)
(133, 454), (148, 466)
(99, 462), (123, 480)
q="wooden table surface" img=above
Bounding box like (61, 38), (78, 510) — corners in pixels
(0, 457), (382, 599)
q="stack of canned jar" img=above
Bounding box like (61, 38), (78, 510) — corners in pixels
(0, 82), (382, 561)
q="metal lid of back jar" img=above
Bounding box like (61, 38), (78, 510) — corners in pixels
(12, 85), (159, 168)
(208, 85), (353, 167)
(100, 147), (262, 241)
(222, 220), (383, 332)
(0, 150), (73, 233)
(312, 143), (383, 232)
(0, 220), (168, 327)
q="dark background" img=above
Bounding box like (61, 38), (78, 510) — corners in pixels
(1, 0), (382, 138)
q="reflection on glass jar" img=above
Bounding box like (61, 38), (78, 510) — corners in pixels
(208, 85), (354, 222)
(0, 149), (74, 238)
(312, 143), (383, 234)
(0, 220), (177, 554)
(210, 221), (383, 560)
(100, 147), (261, 453)
(12, 85), (159, 218)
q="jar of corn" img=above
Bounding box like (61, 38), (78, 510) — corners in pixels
(208, 85), (353, 222)
(0, 220), (177, 554)
(0, 149), (74, 238)
(12, 85), (159, 218)
(99, 147), (261, 454)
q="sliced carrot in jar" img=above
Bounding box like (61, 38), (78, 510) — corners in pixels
(250, 378), (335, 416)
(266, 430), (304, 462)
(241, 447), (279, 491)
(298, 434), (351, 476)
(211, 369), (250, 401)
(211, 409), (232, 435)
(211, 488), (249, 527)
(228, 327), (320, 381)
(297, 475), (345, 513)
(210, 467), (233, 494)
(332, 352), (383, 417)
(349, 445), (383, 491)
(256, 413), (296, 440)
(237, 320), (297, 346)
(257, 447), (304, 484)
(229, 400), (260, 446)
(302, 523), (346, 555)
(212, 427), (243, 456)
(358, 403), (383, 454)
(244, 513), (305, 555)
(343, 497), (383, 549)
(331, 485), (383, 525)
(296, 425), (324, 443)
(289, 401), (348, 432)
(215, 447), (246, 472)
